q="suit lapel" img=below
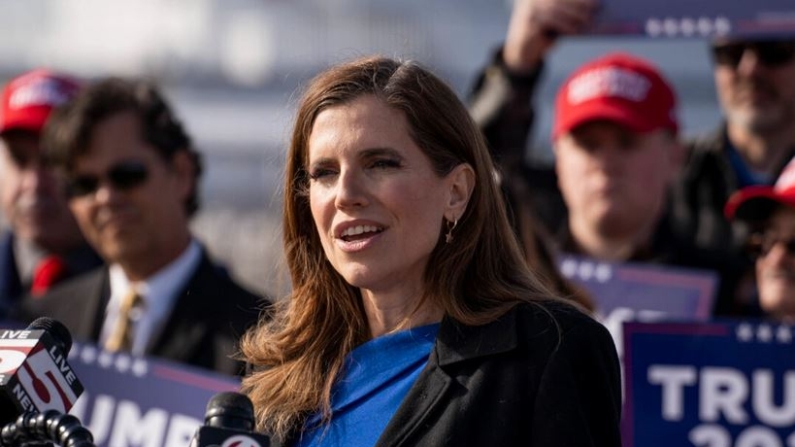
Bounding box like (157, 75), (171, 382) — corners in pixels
(49, 268), (112, 342)
(375, 308), (519, 446)
(0, 232), (22, 302)
(149, 252), (213, 363)
(375, 358), (452, 447)
(88, 270), (111, 340)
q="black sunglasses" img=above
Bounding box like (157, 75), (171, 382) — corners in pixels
(746, 232), (795, 259)
(67, 161), (149, 198)
(711, 40), (795, 68)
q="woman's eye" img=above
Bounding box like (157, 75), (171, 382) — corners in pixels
(371, 159), (401, 169)
(308, 168), (336, 180)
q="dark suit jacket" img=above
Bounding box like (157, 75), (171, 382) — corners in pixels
(276, 301), (622, 447)
(15, 250), (267, 376)
(0, 231), (102, 318)
(0, 232), (24, 304)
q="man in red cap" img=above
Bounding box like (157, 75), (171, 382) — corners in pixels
(470, 0), (795, 266)
(551, 53), (685, 262)
(468, 0), (758, 315)
(0, 69), (101, 310)
(725, 157), (795, 322)
(477, 46), (744, 314)
(554, 54), (750, 316)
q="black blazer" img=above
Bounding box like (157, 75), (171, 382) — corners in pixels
(277, 301), (621, 447)
(15, 250), (267, 376)
(0, 231), (103, 318)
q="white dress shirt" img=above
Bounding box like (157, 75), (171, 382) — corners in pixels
(99, 240), (202, 355)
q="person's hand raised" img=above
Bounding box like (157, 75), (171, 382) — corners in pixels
(503, 0), (597, 74)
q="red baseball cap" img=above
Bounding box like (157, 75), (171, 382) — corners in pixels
(0, 69), (81, 135)
(725, 157), (795, 221)
(552, 53), (678, 140)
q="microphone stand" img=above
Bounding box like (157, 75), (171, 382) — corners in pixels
(0, 410), (95, 447)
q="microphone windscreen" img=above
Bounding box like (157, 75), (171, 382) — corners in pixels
(205, 392), (255, 430)
(0, 318), (83, 425)
(191, 392), (269, 447)
(27, 317), (72, 354)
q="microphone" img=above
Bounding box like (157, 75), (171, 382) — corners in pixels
(0, 317), (84, 425)
(190, 392), (270, 447)
(0, 409), (95, 447)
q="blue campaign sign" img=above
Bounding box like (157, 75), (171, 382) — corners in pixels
(623, 321), (795, 447)
(559, 255), (717, 359)
(589, 0), (795, 39)
(65, 341), (240, 447)
(559, 254), (716, 319)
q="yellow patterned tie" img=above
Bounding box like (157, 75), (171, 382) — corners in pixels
(104, 290), (144, 352)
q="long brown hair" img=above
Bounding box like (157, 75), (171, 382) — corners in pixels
(240, 56), (560, 440)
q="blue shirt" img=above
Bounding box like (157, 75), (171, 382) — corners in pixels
(727, 139), (773, 187)
(296, 323), (440, 447)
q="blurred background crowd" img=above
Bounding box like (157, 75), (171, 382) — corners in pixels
(0, 0), (725, 299)
(3, 2), (794, 444)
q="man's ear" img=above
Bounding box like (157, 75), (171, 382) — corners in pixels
(445, 163), (475, 220)
(552, 140), (563, 186)
(670, 140), (686, 170)
(170, 150), (196, 202)
(665, 132), (686, 180)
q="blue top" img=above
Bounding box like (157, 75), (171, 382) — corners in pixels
(727, 139), (773, 187)
(295, 323), (440, 447)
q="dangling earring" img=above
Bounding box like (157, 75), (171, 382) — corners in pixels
(445, 219), (458, 244)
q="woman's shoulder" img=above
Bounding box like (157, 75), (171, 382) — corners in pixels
(510, 298), (598, 326)
(508, 299), (614, 351)
(435, 298), (617, 369)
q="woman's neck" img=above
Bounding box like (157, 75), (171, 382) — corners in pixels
(361, 289), (443, 338)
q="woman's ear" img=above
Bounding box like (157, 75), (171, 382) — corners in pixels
(445, 163), (475, 219)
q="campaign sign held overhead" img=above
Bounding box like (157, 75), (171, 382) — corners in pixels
(623, 321), (795, 447)
(589, 0), (795, 39)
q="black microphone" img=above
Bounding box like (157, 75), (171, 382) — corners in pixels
(0, 409), (95, 447)
(0, 317), (84, 425)
(190, 392), (270, 447)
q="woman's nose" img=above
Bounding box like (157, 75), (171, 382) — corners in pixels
(334, 168), (369, 209)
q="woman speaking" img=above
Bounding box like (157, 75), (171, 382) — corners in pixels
(241, 56), (621, 447)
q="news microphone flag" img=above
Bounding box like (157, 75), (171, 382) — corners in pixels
(0, 318), (84, 424)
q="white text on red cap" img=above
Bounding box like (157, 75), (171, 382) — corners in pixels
(9, 79), (71, 111)
(567, 67), (651, 105)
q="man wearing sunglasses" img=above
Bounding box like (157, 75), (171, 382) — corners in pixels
(725, 157), (795, 322)
(674, 37), (795, 257)
(0, 69), (102, 312)
(15, 77), (266, 376)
